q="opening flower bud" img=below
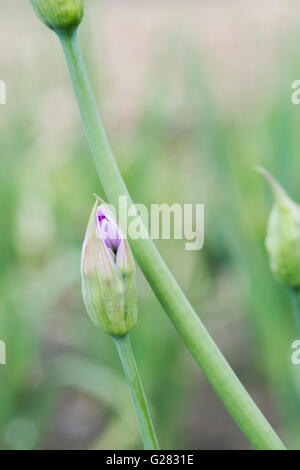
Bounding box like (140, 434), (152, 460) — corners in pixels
(259, 166), (300, 288)
(81, 196), (137, 336)
(29, 0), (84, 31)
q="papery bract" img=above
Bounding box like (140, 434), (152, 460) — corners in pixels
(259, 166), (300, 288)
(81, 196), (137, 336)
(29, 0), (84, 31)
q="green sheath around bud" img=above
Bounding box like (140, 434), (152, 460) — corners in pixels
(81, 196), (137, 336)
(29, 0), (84, 31)
(258, 166), (300, 288)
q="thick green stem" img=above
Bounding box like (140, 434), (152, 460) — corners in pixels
(113, 334), (159, 450)
(58, 28), (285, 450)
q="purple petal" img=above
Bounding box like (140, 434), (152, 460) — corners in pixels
(96, 204), (122, 252)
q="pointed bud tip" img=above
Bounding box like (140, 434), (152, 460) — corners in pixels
(259, 167), (300, 288)
(29, 0), (84, 31)
(255, 165), (272, 182)
(256, 165), (287, 204)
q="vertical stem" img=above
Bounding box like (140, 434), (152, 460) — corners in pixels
(57, 28), (286, 450)
(113, 334), (159, 450)
(59, 28), (129, 203)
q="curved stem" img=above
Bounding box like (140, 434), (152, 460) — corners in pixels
(57, 28), (285, 450)
(113, 334), (159, 450)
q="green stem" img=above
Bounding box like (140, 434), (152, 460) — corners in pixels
(58, 28), (285, 450)
(113, 334), (159, 450)
(290, 288), (300, 338)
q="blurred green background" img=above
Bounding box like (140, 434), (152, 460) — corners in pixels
(1, 0), (300, 449)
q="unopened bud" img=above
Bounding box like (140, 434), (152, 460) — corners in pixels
(81, 196), (137, 336)
(259, 166), (300, 288)
(29, 0), (84, 31)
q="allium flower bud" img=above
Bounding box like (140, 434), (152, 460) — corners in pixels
(81, 196), (137, 336)
(259, 166), (300, 288)
(29, 0), (84, 31)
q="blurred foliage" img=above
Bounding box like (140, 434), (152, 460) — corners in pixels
(1, 1), (300, 450)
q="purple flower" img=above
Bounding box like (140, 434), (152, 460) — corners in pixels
(96, 203), (130, 274)
(96, 204), (121, 251)
(81, 196), (137, 336)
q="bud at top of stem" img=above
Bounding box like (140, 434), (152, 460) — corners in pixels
(81, 195), (137, 336)
(258, 166), (300, 289)
(29, 0), (84, 32)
